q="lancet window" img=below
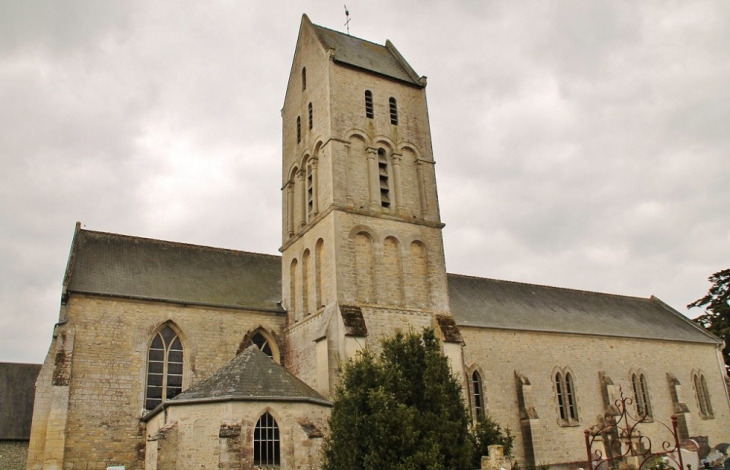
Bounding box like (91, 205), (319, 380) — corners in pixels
(145, 325), (183, 410)
(365, 90), (374, 118)
(555, 370), (578, 424)
(378, 148), (390, 208)
(254, 412), (280, 467)
(631, 372), (652, 418)
(389, 97), (398, 125)
(472, 370), (484, 419)
(693, 372), (713, 418)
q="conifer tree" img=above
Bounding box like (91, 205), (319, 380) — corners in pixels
(689, 268), (730, 373)
(322, 328), (474, 470)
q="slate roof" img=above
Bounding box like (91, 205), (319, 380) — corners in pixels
(309, 18), (423, 87)
(62, 226), (714, 344)
(166, 346), (330, 406)
(0, 362), (41, 440)
(63, 226), (284, 312)
(447, 274), (718, 344)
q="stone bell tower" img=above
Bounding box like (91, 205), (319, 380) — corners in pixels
(280, 15), (463, 396)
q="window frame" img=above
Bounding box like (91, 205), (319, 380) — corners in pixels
(302, 67), (306, 91)
(296, 117), (301, 143)
(389, 97), (398, 125)
(630, 371), (653, 419)
(308, 102), (313, 130)
(554, 367), (579, 426)
(365, 90), (374, 118)
(254, 411), (281, 467)
(471, 370), (484, 419)
(145, 324), (184, 411)
(693, 371), (714, 419)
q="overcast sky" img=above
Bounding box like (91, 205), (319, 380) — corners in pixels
(1, 1), (729, 363)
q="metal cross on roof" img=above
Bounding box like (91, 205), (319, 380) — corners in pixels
(344, 5), (351, 35)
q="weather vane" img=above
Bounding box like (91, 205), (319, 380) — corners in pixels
(344, 5), (351, 35)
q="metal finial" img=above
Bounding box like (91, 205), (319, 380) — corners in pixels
(344, 5), (351, 35)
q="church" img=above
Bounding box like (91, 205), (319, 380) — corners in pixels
(26, 14), (730, 470)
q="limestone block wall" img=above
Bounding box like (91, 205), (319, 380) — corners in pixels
(27, 294), (286, 470)
(145, 401), (329, 470)
(461, 327), (730, 468)
(333, 211), (449, 312)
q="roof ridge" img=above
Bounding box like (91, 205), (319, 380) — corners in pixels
(78, 228), (280, 259)
(447, 272), (652, 302)
(311, 23), (389, 50)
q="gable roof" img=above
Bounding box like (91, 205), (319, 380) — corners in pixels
(447, 274), (718, 344)
(61, 226), (714, 345)
(305, 15), (423, 87)
(63, 225), (284, 313)
(164, 346), (329, 407)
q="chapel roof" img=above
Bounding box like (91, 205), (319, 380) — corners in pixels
(307, 15), (423, 86)
(63, 225), (284, 313)
(165, 346), (330, 406)
(447, 274), (718, 344)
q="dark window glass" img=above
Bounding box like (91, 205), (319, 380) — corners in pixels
(296, 117), (301, 143)
(302, 67), (306, 91)
(145, 325), (184, 410)
(308, 102), (313, 130)
(254, 412), (280, 467)
(365, 90), (373, 118)
(246, 332), (274, 359)
(472, 371), (483, 418)
(389, 97), (398, 125)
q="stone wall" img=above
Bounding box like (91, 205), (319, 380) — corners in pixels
(461, 327), (730, 468)
(145, 401), (329, 470)
(27, 294), (286, 470)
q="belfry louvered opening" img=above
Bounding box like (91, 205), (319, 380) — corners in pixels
(378, 148), (390, 208)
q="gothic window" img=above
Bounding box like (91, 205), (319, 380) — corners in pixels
(296, 117), (301, 143)
(302, 67), (306, 91)
(308, 102), (313, 130)
(631, 372), (652, 418)
(693, 372), (713, 418)
(378, 148), (390, 208)
(365, 90), (374, 118)
(254, 412), (280, 467)
(306, 162), (313, 218)
(472, 370), (484, 419)
(246, 332), (274, 359)
(555, 369), (578, 424)
(145, 325), (183, 411)
(389, 97), (398, 125)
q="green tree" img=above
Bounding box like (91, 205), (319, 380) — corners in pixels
(322, 328), (474, 470)
(688, 268), (730, 373)
(470, 414), (514, 468)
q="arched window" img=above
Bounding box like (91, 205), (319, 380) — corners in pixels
(389, 97), (398, 125)
(246, 332), (274, 359)
(296, 117), (301, 143)
(631, 372), (652, 418)
(254, 412), (280, 467)
(555, 369), (579, 424)
(472, 371), (483, 418)
(365, 90), (374, 118)
(302, 67), (306, 91)
(377, 148), (390, 208)
(145, 325), (183, 410)
(308, 102), (313, 130)
(693, 372), (714, 418)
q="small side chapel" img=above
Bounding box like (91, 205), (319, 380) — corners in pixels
(27, 14), (730, 470)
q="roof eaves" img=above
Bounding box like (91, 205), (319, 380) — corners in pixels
(66, 290), (286, 315)
(456, 323), (719, 344)
(649, 295), (722, 344)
